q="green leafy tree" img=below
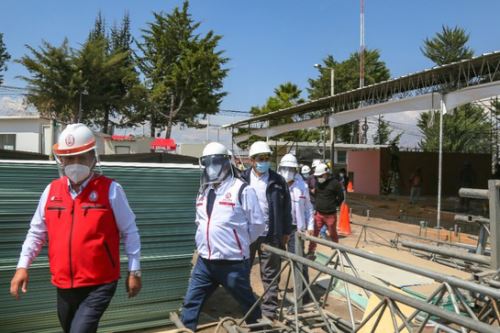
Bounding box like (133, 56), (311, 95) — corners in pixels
(373, 115), (401, 145)
(421, 25), (474, 66)
(417, 104), (492, 153)
(0, 32), (10, 85)
(418, 25), (490, 153)
(308, 50), (390, 143)
(136, 1), (228, 138)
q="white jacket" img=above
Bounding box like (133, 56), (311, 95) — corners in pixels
(289, 175), (314, 231)
(195, 177), (265, 260)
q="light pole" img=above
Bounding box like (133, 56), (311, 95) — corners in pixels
(78, 89), (88, 123)
(314, 64), (335, 164)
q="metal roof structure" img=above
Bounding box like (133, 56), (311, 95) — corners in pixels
(226, 51), (500, 133)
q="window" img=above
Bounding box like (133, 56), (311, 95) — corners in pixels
(115, 146), (131, 154)
(0, 134), (16, 150)
(336, 150), (347, 164)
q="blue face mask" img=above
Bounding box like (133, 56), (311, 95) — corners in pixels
(255, 161), (270, 174)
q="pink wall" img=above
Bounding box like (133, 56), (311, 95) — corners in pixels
(347, 150), (380, 195)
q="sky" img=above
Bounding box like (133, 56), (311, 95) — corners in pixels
(1, 0), (500, 148)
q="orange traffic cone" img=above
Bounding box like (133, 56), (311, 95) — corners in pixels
(347, 180), (354, 193)
(338, 202), (351, 236)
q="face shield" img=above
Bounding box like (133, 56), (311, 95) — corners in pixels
(278, 166), (296, 182)
(199, 154), (233, 186)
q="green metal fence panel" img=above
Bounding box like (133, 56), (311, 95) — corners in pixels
(0, 161), (200, 332)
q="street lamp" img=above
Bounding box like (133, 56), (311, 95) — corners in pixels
(314, 64), (335, 163)
(78, 89), (89, 123)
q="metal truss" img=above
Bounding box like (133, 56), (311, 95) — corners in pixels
(222, 233), (499, 333)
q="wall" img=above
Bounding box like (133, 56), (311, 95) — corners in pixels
(103, 137), (154, 155)
(178, 143), (204, 158)
(347, 150), (381, 195)
(0, 118), (50, 153)
(380, 149), (492, 196)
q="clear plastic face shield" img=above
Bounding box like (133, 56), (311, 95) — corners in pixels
(278, 166), (297, 182)
(55, 149), (102, 184)
(199, 154), (233, 186)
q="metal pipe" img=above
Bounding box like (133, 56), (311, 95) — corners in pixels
(459, 188), (489, 200)
(454, 214), (490, 224)
(401, 240), (490, 266)
(351, 222), (476, 251)
(299, 233), (500, 299)
(261, 244), (497, 333)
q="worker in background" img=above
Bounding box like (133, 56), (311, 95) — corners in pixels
(301, 165), (311, 182)
(307, 163), (344, 257)
(181, 142), (265, 330)
(278, 154), (314, 294)
(242, 141), (292, 320)
(10, 123), (142, 333)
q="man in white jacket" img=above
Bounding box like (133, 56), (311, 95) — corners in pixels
(181, 142), (266, 331)
(278, 154), (314, 283)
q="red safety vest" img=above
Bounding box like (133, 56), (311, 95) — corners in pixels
(44, 175), (120, 289)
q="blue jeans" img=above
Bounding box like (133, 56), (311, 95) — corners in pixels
(181, 257), (261, 330)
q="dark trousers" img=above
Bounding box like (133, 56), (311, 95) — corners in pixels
(287, 229), (309, 285)
(181, 257), (261, 331)
(56, 281), (117, 333)
(250, 236), (282, 319)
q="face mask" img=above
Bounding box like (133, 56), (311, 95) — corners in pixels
(301, 172), (309, 178)
(317, 177), (327, 184)
(339, 173), (344, 177)
(279, 169), (295, 182)
(64, 164), (91, 184)
(255, 161), (270, 174)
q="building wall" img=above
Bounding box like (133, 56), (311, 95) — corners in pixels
(0, 118), (50, 153)
(102, 137), (153, 155)
(347, 150), (381, 195)
(178, 143), (204, 158)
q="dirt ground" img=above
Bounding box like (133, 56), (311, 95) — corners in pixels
(134, 194), (486, 333)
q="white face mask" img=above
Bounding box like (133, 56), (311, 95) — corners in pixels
(317, 177), (327, 184)
(279, 169), (295, 182)
(64, 164), (91, 184)
(206, 164), (223, 180)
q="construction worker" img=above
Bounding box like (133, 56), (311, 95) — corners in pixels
(9, 123), (142, 333)
(307, 163), (344, 256)
(181, 142), (265, 330)
(242, 141), (292, 320)
(278, 154), (314, 285)
(300, 165), (311, 181)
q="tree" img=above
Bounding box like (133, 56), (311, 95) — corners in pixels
(308, 50), (390, 143)
(417, 104), (492, 153)
(136, 1), (228, 138)
(418, 25), (490, 153)
(0, 32), (11, 85)
(421, 25), (473, 66)
(372, 116), (402, 146)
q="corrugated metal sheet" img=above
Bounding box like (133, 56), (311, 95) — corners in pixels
(0, 161), (200, 332)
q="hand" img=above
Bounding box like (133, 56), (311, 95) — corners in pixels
(307, 230), (314, 236)
(126, 274), (142, 298)
(282, 234), (290, 248)
(10, 268), (29, 300)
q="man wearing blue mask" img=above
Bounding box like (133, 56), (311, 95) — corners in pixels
(242, 141), (292, 320)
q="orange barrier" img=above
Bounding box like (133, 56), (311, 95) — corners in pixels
(338, 202), (351, 236)
(347, 180), (354, 192)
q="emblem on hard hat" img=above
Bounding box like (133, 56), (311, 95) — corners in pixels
(89, 191), (98, 202)
(65, 134), (75, 147)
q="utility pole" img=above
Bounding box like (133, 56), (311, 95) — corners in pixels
(359, 0), (368, 144)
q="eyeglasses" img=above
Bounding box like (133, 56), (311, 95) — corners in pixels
(254, 154), (271, 162)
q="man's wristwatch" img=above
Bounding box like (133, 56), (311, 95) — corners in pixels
(129, 270), (142, 278)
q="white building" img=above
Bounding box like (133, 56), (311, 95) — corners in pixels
(0, 114), (52, 154)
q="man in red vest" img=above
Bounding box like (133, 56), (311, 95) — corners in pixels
(9, 123), (142, 333)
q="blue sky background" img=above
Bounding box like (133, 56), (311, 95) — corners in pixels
(1, 0), (500, 146)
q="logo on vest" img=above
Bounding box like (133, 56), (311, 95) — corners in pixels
(225, 192), (232, 199)
(65, 134), (75, 147)
(219, 192), (235, 207)
(89, 191), (98, 202)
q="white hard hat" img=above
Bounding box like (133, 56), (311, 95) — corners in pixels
(53, 123), (96, 156)
(314, 163), (329, 176)
(279, 153), (298, 168)
(301, 165), (311, 174)
(249, 141), (272, 157)
(311, 159), (321, 169)
(201, 142), (229, 157)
